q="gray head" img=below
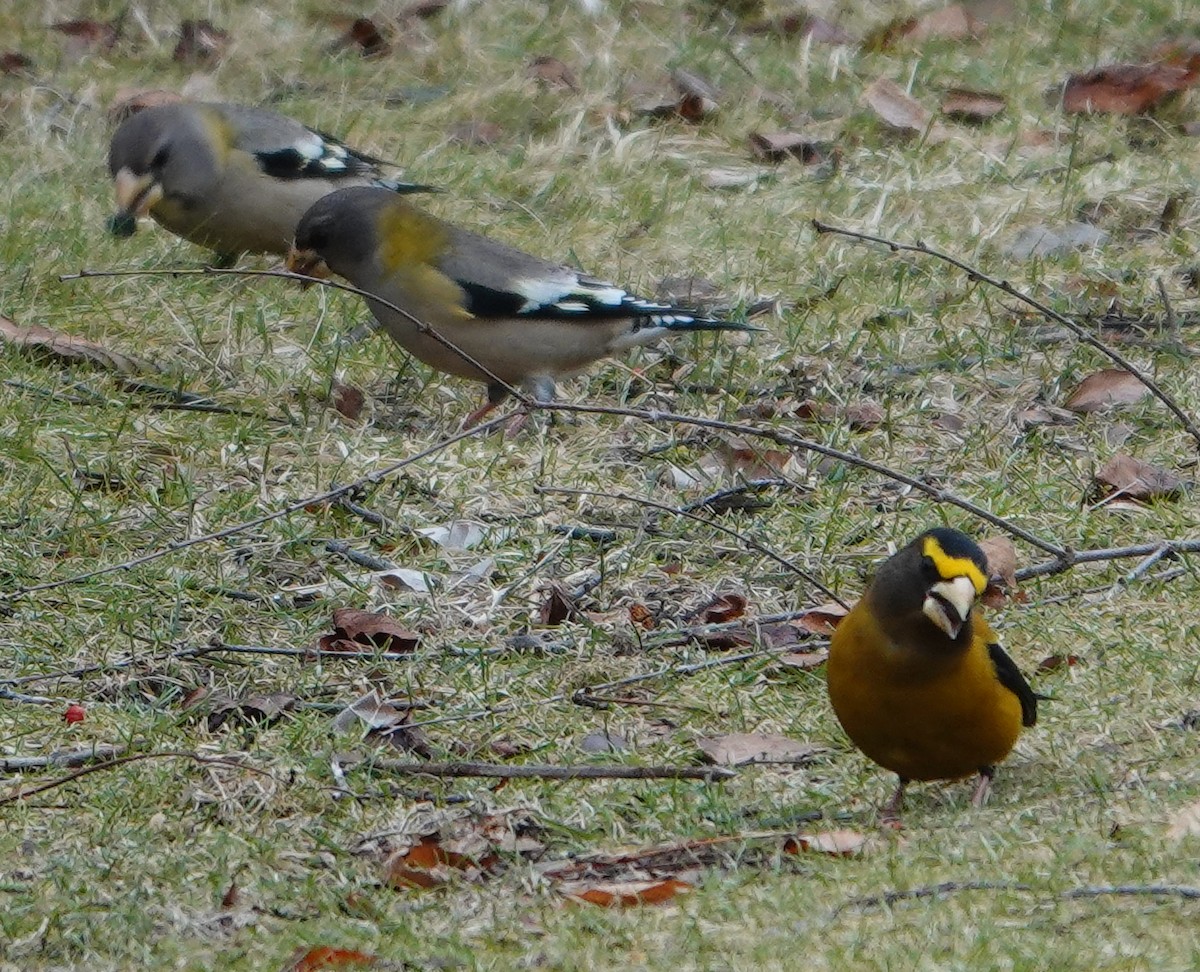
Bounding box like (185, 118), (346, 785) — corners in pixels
(292, 186), (397, 277)
(108, 104), (219, 232)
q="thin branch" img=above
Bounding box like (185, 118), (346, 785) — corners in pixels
(1063, 884), (1200, 901)
(368, 760), (736, 781)
(811, 220), (1200, 449)
(3, 413), (508, 600)
(1016, 540), (1200, 581)
(538, 484), (848, 608)
(0, 743), (127, 772)
(61, 266), (530, 408)
(0, 687), (58, 705)
(833, 881), (1031, 916)
(0, 750), (271, 807)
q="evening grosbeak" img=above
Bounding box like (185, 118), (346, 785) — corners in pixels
(287, 185), (756, 424)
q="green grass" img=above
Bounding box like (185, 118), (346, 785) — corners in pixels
(2, 0), (1200, 968)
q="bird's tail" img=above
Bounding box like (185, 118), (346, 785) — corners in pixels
(375, 178), (443, 196)
(648, 313), (764, 334)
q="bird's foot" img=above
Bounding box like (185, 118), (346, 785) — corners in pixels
(970, 769), (994, 808)
(880, 779), (907, 828)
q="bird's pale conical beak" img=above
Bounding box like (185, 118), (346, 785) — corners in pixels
(108, 168), (163, 236)
(285, 247), (330, 289)
(923, 575), (977, 639)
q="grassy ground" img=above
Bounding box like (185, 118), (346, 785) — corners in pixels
(2, 0), (1200, 968)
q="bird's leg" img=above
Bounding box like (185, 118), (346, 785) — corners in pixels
(971, 766), (996, 807)
(880, 778), (907, 827)
(461, 384), (510, 430)
(503, 377), (557, 437)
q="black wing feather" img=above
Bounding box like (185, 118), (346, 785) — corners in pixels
(987, 642), (1038, 727)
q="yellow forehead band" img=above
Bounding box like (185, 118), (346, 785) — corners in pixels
(923, 536), (988, 594)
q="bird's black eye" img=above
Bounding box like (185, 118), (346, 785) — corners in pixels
(301, 219), (332, 253)
(151, 146), (170, 170)
(920, 557), (940, 582)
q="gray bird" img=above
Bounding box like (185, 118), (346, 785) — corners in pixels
(288, 186), (758, 425)
(107, 101), (432, 262)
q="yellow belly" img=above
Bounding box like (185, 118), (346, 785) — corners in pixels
(827, 603), (1024, 781)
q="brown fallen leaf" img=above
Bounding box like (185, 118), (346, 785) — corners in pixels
(1037, 654), (1081, 672)
(691, 592), (748, 624)
(776, 648), (829, 670)
(862, 77), (950, 143)
(528, 55), (578, 92)
(796, 601), (850, 634)
(1166, 800), (1200, 840)
(1, 52), (34, 75)
(330, 17), (391, 58)
(903, 4), (983, 42)
(978, 536), (1018, 589)
(329, 380), (366, 421)
(51, 18), (120, 58)
(282, 946), (379, 971)
(173, 19), (229, 64)
(941, 87), (1006, 122)
(0, 316), (157, 375)
(1094, 453), (1182, 502)
(1064, 369), (1150, 413)
(698, 732), (824, 766)
(745, 12), (853, 44)
(785, 829), (871, 857)
(748, 130), (836, 165)
(1063, 62), (1197, 115)
(319, 607), (421, 653)
(567, 878), (692, 907)
(538, 583), (578, 625)
(384, 835), (483, 890)
(1015, 404), (1078, 428)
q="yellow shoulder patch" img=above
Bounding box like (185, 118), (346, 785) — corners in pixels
(378, 203), (450, 274)
(923, 535), (987, 594)
(197, 108), (234, 165)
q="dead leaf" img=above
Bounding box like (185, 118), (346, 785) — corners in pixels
(282, 946), (379, 971)
(528, 55), (578, 91)
(1094, 454), (1182, 502)
(1064, 369), (1150, 413)
(318, 607), (420, 654)
(795, 601), (850, 633)
(417, 521), (485, 550)
(672, 69), (719, 121)
(331, 690), (413, 734)
(567, 878), (692, 907)
(51, 19), (119, 58)
(1037, 654), (1081, 672)
(691, 592), (748, 624)
(745, 12), (853, 44)
(399, 0), (450, 18)
(1015, 404), (1077, 428)
(844, 400), (885, 430)
(538, 584), (578, 625)
(710, 436), (795, 480)
(1063, 62), (1197, 115)
(330, 381), (365, 421)
(345, 18), (391, 57)
(941, 88), (1006, 122)
(862, 77), (950, 143)
(978, 536), (1018, 589)
(0, 317), (157, 375)
(785, 829), (871, 857)
(748, 131), (836, 165)
(1, 52), (34, 75)
(384, 835), (477, 890)
(173, 19), (229, 64)
(240, 693), (296, 724)
(776, 649), (829, 669)
(698, 732), (823, 766)
(1166, 800), (1200, 840)
(904, 4), (983, 42)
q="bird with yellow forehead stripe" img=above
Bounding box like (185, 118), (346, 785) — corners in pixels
(826, 527), (1037, 823)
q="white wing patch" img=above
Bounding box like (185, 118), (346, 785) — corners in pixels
(513, 275), (674, 317)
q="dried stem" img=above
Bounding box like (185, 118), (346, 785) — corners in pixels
(811, 220), (1200, 449)
(367, 760), (736, 781)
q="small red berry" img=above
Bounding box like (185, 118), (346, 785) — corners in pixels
(63, 704), (86, 724)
